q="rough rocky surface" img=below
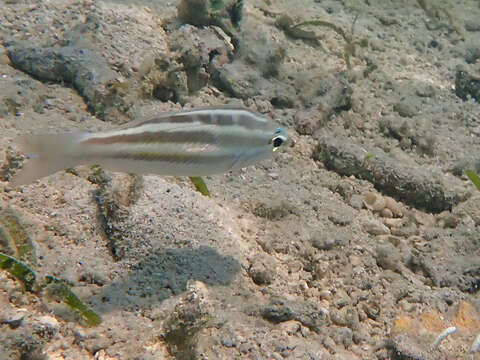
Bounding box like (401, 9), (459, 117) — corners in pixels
(1, 0), (480, 359)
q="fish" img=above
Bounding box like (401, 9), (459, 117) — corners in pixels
(11, 106), (289, 185)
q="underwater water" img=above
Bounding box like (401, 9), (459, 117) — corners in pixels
(1, 0), (480, 359)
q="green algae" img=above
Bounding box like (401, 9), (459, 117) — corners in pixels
(466, 170), (480, 192)
(44, 276), (102, 327)
(0, 252), (36, 291)
(189, 176), (210, 196)
(0, 211), (101, 327)
(0, 208), (35, 263)
(0, 226), (17, 257)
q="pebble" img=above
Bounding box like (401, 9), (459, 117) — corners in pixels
(313, 261), (329, 280)
(349, 195), (364, 210)
(221, 335), (237, 348)
(248, 256), (276, 285)
(362, 219), (390, 236)
(375, 243), (401, 272)
(311, 235), (337, 250)
(37, 315), (59, 331)
(323, 336), (337, 354)
(1, 313), (24, 329)
(328, 213), (353, 226)
(393, 101), (417, 118)
(330, 327), (353, 348)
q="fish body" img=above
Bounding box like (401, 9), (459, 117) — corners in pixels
(11, 106), (288, 185)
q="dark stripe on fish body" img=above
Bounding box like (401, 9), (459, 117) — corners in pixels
(136, 108), (271, 131)
(82, 130), (219, 145)
(106, 150), (237, 165)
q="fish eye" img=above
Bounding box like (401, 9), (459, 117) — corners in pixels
(273, 136), (284, 148)
(269, 128), (288, 151)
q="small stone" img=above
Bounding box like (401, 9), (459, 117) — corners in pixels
(362, 301), (381, 320)
(383, 218), (405, 229)
(363, 192), (386, 211)
(37, 315), (59, 331)
(313, 261), (329, 280)
(311, 237), (335, 250)
(34, 315), (59, 340)
(456, 65), (480, 102)
(280, 320), (301, 335)
(328, 213), (353, 226)
(239, 343), (252, 354)
(380, 208), (393, 218)
(248, 255), (276, 285)
(349, 195), (364, 210)
(393, 101), (417, 118)
(439, 214), (458, 229)
(375, 243), (401, 272)
(221, 335), (237, 348)
(362, 219), (390, 236)
(1, 313), (24, 329)
(83, 334), (110, 354)
(465, 20), (480, 32)
(323, 336), (337, 353)
(330, 327), (353, 348)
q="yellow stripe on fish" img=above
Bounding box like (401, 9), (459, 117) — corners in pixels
(11, 106), (289, 185)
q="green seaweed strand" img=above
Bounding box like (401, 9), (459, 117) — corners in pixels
(0, 208), (35, 263)
(45, 276), (102, 327)
(466, 170), (480, 192)
(189, 177), (210, 196)
(0, 252), (36, 291)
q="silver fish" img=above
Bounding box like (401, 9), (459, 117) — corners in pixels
(11, 106), (289, 185)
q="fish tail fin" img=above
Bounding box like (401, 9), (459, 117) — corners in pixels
(10, 133), (87, 186)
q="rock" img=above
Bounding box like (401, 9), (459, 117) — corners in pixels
(375, 243), (401, 272)
(248, 255), (276, 285)
(164, 281), (213, 358)
(393, 101), (417, 118)
(221, 334), (237, 348)
(465, 41), (480, 64)
(75, 331), (111, 354)
(328, 213), (353, 226)
(388, 334), (435, 360)
(177, 0), (243, 35)
(294, 73), (352, 135)
(330, 327), (353, 348)
(251, 200), (296, 221)
(34, 315), (59, 341)
(465, 20), (480, 32)
(453, 194), (480, 226)
(259, 297), (330, 332)
(37, 315), (59, 330)
(379, 115), (436, 156)
(455, 65), (480, 102)
(238, 18), (286, 78)
(363, 192), (387, 211)
(362, 301), (381, 321)
(311, 233), (348, 250)
(212, 60), (262, 99)
(0, 44), (11, 65)
(294, 109), (326, 135)
(94, 174), (137, 260)
(349, 195), (364, 210)
(0, 313), (24, 329)
(169, 25), (234, 95)
(6, 39), (122, 121)
(362, 219), (390, 236)
(312, 261), (329, 280)
(314, 136), (457, 213)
